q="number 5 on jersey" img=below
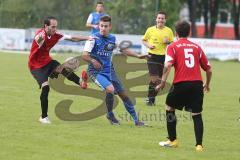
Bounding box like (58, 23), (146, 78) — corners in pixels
(184, 48), (195, 68)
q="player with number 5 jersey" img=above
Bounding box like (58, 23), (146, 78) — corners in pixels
(156, 20), (212, 151)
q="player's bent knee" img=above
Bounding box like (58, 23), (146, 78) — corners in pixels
(150, 76), (160, 84)
(41, 81), (49, 88)
(156, 78), (161, 84)
(166, 105), (175, 111)
(106, 85), (114, 94)
(192, 112), (201, 116)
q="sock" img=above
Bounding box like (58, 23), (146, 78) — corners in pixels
(192, 114), (204, 146)
(147, 81), (157, 103)
(122, 97), (138, 122)
(105, 93), (115, 117)
(61, 68), (80, 85)
(40, 85), (50, 118)
(166, 110), (177, 141)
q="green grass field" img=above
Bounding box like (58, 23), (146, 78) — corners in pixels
(0, 52), (240, 160)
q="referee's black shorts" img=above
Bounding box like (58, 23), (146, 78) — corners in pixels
(147, 53), (165, 77)
(166, 81), (204, 113)
(30, 60), (60, 88)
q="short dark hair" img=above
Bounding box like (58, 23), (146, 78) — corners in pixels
(100, 15), (111, 23)
(175, 20), (190, 38)
(97, 1), (103, 5)
(157, 11), (167, 18)
(43, 16), (57, 27)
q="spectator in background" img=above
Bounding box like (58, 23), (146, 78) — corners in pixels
(86, 1), (108, 34)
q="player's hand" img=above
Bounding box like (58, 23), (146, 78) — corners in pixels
(148, 45), (155, 50)
(203, 83), (210, 92)
(155, 81), (166, 91)
(91, 59), (102, 70)
(137, 54), (151, 59)
(163, 37), (170, 44)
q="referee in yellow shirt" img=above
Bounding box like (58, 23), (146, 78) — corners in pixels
(142, 11), (174, 106)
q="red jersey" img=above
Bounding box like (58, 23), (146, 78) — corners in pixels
(28, 28), (63, 70)
(166, 38), (211, 84)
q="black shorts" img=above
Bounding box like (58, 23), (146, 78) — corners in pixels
(166, 81), (204, 113)
(30, 60), (60, 88)
(147, 53), (165, 76)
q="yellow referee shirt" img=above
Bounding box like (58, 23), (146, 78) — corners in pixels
(142, 26), (174, 55)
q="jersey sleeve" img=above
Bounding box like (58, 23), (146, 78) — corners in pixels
(59, 34), (72, 41)
(199, 48), (211, 71)
(142, 28), (150, 41)
(86, 13), (93, 24)
(165, 45), (175, 65)
(84, 39), (95, 52)
(169, 29), (174, 42)
(54, 31), (64, 41)
(114, 39), (119, 52)
(34, 31), (45, 48)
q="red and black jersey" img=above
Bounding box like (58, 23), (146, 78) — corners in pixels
(28, 28), (63, 70)
(165, 38), (211, 84)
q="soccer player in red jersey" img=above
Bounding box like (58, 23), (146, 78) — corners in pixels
(156, 20), (212, 151)
(29, 16), (93, 124)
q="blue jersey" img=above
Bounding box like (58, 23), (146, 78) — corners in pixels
(87, 12), (107, 34)
(87, 32), (116, 79)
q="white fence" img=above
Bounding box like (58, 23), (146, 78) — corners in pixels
(0, 28), (25, 50)
(190, 38), (240, 61)
(0, 28), (240, 61)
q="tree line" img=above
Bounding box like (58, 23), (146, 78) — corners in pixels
(0, 0), (239, 39)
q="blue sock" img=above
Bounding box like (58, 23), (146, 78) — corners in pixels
(122, 97), (138, 122)
(106, 93), (115, 117)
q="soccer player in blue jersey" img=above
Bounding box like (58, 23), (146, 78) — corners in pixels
(86, 1), (108, 34)
(82, 15), (146, 126)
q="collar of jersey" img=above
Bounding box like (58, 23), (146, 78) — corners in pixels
(95, 32), (110, 38)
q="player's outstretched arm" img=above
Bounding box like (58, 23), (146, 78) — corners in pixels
(203, 69), (212, 92)
(117, 40), (149, 59)
(121, 48), (149, 59)
(65, 35), (95, 42)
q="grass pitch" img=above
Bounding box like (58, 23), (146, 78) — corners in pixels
(0, 52), (240, 160)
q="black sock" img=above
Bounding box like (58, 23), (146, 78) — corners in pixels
(147, 81), (156, 103)
(61, 69), (80, 85)
(40, 85), (50, 118)
(192, 114), (203, 146)
(106, 93), (114, 117)
(166, 110), (177, 141)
